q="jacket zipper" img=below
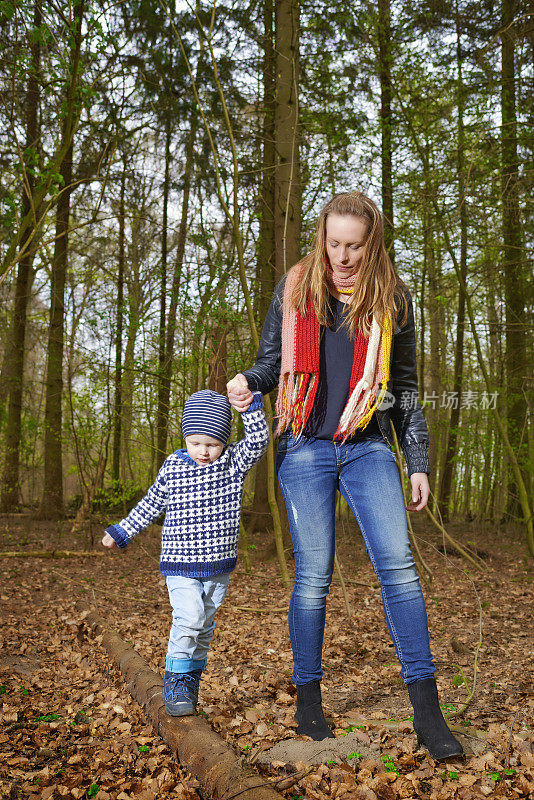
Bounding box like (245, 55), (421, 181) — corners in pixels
(376, 412), (391, 446)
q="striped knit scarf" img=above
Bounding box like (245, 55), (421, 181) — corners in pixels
(275, 264), (393, 441)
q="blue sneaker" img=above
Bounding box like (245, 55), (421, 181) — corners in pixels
(162, 670), (202, 716)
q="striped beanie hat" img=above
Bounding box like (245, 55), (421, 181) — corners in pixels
(181, 390), (232, 444)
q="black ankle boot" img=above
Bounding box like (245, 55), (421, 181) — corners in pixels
(295, 680), (335, 740)
(408, 678), (464, 761)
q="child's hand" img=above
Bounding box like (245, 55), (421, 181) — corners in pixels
(101, 533), (119, 550)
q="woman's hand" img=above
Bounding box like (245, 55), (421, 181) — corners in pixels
(406, 472), (430, 512)
(101, 533), (119, 550)
(227, 373), (253, 411)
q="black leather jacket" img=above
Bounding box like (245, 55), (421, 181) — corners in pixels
(243, 277), (430, 476)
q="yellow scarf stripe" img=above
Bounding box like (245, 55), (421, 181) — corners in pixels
(353, 315), (393, 431)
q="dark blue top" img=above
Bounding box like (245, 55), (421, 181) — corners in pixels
(304, 295), (380, 440)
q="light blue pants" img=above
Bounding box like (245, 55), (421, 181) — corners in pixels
(165, 573), (230, 673)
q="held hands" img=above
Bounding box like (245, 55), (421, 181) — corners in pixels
(101, 533), (119, 550)
(406, 472), (430, 512)
(227, 373), (253, 412)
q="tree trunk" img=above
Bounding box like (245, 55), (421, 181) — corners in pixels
(156, 117), (196, 469)
(38, 141), (73, 518)
(258, 0), (276, 306)
(0, 349), (10, 409)
(120, 268), (142, 486)
(0, 0), (85, 281)
(268, 0), (300, 566)
(184, 11), (290, 584)
(111, 163), (126, 483)
(70, 450), (107, 540)
(433, 236), (447, 504)
(440, 15), (468, 520)
(377, 0), (394, 263)
(274, 0), (301, 277)
(0, 0), (41, 512)
(418, 258), (426, 394)
(423, 159), (440, 484)
(501, 0), (528, 511)
(462, 433), (473, 518)
(38, 0), (85, 519)
(479, 411), (494, 520)
(0, 551), (105, 559)
(207, 317), (228, 394)
(155, 116), (172, 468)
(252, 0), (276, 533)
(485, 252), (502, 519)
(187, 271), (226, 395)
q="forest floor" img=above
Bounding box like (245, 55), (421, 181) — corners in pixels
(0, 511), (533, 800)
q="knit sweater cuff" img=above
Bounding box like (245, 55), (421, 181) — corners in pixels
(105, 523), (129, 549)
(243, 392), (264, 413)
(404, 443), (430, 477)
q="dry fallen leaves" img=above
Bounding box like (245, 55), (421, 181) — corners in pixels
(1, 515), (533, 800)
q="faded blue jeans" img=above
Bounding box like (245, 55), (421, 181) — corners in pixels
(276, 433), (435, 686)
(165, 573), (230, 673)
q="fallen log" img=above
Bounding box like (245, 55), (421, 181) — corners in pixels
(0, 550), (106, 558)
(78, 603), (284, 800)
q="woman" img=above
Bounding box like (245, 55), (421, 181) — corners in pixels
(227, 192), (462, 760)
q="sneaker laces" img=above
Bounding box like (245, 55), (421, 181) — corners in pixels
(167, 672), (199, 701)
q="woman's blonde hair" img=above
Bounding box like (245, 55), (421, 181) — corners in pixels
(291, 191), (407, 336)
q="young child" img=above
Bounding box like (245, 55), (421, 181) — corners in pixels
(101, 389), (268, 716)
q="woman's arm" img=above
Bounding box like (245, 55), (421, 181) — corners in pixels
(228, 276), (285, 410)
(242, 276), (285, 392)
(390, 291), (431, 476)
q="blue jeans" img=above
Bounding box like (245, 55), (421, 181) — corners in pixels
(165, 573), (230, 673)
(276, 433), (435, 686)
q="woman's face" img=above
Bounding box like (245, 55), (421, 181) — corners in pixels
(325, 214), (367, 280)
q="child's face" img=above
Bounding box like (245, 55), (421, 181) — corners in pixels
(185, 433), (225, 466)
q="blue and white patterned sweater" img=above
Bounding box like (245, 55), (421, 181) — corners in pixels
(106, 394), (269, 578)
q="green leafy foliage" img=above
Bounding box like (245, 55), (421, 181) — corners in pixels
(91, 483), (146, 514)
(0, 0), (15, 21)
(380, 754), (398, 774)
